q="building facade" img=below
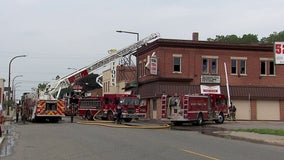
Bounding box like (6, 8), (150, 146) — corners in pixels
(103, 65), (136, 95)
(0, 78), (4, 104)
(135, 34), (284, 121)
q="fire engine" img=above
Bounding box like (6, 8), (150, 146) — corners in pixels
(161, 93), (228, 125)
(77, 94), (147, 122)
(22, 92), (65, 122)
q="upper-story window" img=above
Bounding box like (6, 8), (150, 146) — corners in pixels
(173, 55), (181, 72)
(211, 59), (218, 74)
(138, 62), (143, 77)
(231, 59), (237, 74)
(202, 56), (218, 74)
(202, 58), (208, 73)
(260, 58), (275, 76)
(231, 57), (247, 75)
(143, 61), (147, 76)
(240, 59), (246, 74)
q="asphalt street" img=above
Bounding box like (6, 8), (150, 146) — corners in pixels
(1, 117), (284, 160)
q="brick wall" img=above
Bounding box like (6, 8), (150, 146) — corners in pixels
(138, 42), (284, 88)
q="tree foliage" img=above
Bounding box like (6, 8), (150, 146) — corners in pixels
(38, 83), (47, 91)
(207, 34), (259, 43)
(207, 31), (284, 44)
(260, 31), (284, 44)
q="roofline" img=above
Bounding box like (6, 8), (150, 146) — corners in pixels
(135, 38), (273, 56)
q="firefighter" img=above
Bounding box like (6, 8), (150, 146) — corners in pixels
(229, 102), (237, 121)
(116, 104), (122, 124)
(16, 105), (20, 123)
(70, 103), (75, 123)
(21, 106), (28, 124)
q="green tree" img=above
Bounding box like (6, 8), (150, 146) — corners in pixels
(260, 31), (284, 44)
(240, 34), (259, 43)
(38, 83), (47, 91)
(207, 34), (259, 43)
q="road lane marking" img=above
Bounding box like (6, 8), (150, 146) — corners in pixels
(182, 149), (220, 160)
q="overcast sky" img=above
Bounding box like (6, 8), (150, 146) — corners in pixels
(1, 0), (283, 99)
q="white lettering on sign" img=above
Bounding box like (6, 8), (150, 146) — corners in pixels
(274, 42), (284, 64)
(200, 85), (221, 94)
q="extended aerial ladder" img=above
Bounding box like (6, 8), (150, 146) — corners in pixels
(43, 33), (160, 100)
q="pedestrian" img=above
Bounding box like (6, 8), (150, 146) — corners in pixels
(229, 102), (237, 121)
(16, 105), (20, 123)
(70, 103), (75, 123)
(116, 104), (122, 124)
(22, 106), (28, 124)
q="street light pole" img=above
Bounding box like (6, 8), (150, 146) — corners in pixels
(12, 75), (23, 88)
(7, 55), (27, 115)
(116, 30), (139, 41)
(13, 82), (22, 104)
(12, 75), (23, 104)
(116, 30), (140, 95)
(67, 67), (78, 71)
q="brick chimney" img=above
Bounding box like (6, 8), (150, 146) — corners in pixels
(192, 32), (199, 41)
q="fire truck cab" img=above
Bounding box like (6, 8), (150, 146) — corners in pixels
(161, 93), (228, 125)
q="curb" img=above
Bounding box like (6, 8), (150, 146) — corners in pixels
(214, 131), (284, 146)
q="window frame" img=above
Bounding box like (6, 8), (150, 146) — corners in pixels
(260, 58), (275, 76)
(211, 58), (218, 74)
(240, 59), (247, 75)
(269, 61), (275, 75)
(260, 60), (267, 75)
(173, 55), (182, 73)
(202, 58), (209, 74)
(231, 57), (247, 76)
(138, 61), (143, 78)
(202, 56), (219, 74)
(231, 59), (237, 75)
(143, 60), (147, 76)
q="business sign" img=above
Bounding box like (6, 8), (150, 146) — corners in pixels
(110, 61), (116, 86)
(150, 56), (157, 75)
(201, 75), (220, 84)
(200, 85), (221, 94)
(274, 42), (284, 64)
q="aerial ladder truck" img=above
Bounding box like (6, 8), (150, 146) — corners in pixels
(26, 33), (160, 122)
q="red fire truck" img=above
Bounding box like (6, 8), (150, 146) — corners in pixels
(77, 94), (147, 122)
(161, 93), (228, 125)
(22, 92), (65, 122)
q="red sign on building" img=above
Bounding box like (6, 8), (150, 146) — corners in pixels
(68, 70), (89, 84)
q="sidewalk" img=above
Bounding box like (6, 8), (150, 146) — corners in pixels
(0, 109), (15, 146)
(211, 121), (284, 146)
(214, 130), (284, 146)
(134, 119), (284, 146)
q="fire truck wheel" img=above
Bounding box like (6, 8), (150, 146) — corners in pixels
(196, 113), (203, 126)
(215, 113), (224, 124)
(107, 111), (114, 121)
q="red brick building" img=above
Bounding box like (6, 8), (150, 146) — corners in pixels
(134, 34), (284, 121)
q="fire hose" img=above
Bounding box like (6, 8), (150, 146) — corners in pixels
(77, 110), (170, 129)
